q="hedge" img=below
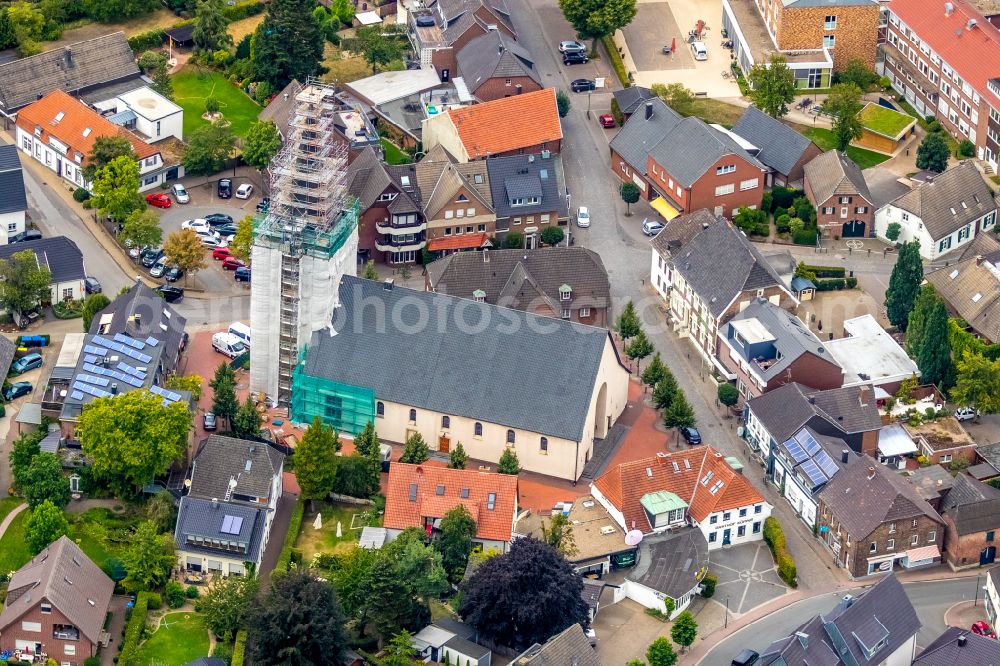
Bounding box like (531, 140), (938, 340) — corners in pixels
(700, 572), (717, 598)
(762, 517), (797, 587)
(601, 35), (631, 89)
(799, 264), (845, 278)
(792, 229), (818, 245)
(815, 277), (858, 291)
(118, 591), (152, 666)
(232, 629), (248, 666)
(276, 496), (305, 572)
(223, 0), (265, 21)
(128, 29), (167, 52)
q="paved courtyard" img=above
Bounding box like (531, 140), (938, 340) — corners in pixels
(711, 541), (790, 616)
(621, 2), (691, 71)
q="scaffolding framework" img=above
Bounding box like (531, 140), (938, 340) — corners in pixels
(250, 81), (359, 405)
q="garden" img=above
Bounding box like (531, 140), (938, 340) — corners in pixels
(732, 186), (820, 245)
(133, 611), (211, 666)
(293, 500), (379, 561)
(859, 103), (914, 139)
(172, 67), (262, 139)
(801, 127), (890, 169)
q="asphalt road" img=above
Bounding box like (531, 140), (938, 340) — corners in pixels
(698, 577), (982, 665)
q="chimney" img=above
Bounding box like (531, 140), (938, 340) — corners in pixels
(64, 48), (73, 66)
(516, 84), (523, 94)
(867, 466), (876, 480)
(383, 278), (394, 291)
(284, 92), (289, 100)
(976, 254), (985, 265)
(111, 383), (118, 395)
(212, 498), (219, 508)
(841, 449), (850, 464)
(859, 385), (870, 407)
(945, 1), (954, 15)
(958, 635), (968, 647)
(645, 102), (654, 120)
(808, 396), (816, 404)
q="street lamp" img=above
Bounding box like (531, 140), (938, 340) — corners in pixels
(724, 595), (730, 628)
(976, 573), (982, 607)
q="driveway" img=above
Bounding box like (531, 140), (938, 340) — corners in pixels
(621, 2), (692, 71)
(592, 598), (674, 664)
(710, 541), (789, 616)
(100, 595), (131, 666)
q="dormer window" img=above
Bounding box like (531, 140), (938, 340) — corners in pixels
(473, 289), (486, 303)
(559, 284), (572, 301)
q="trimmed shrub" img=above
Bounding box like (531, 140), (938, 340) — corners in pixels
(700, 572), (717, 598)
(763, 517), (797, 587)
(792, 228), (818, 245)
(145, 592), (162, 610)
(771, 186), (799, 210)
(186, 585), (200, 599)
(799, 264), (845, 278)
(119, 591), (152, 665)
(815, 278), (847, 291)
(73, 187), (90, 202)
(845, 277), (857, 288)
(232, 629), (248, 666)
(165, 580), (185, 608)
(601, 35), (631, 89)
(774, 206), (788, 221)
(777, 554), (797, 586)
(276, 497), (305, 571)
(776, 214), (791, 233)
(610, 98), (624, 127)
(761, 191), (773, 213)
(223, 0), (265, 22)
(84, 658), (101, 666)
(128, 29), (167, 52)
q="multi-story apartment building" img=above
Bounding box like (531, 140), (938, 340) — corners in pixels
(879, 0), (1000, 171)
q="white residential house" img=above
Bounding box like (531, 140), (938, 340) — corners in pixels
(0, 237), (87, 305)
(92, 86), (184, 142)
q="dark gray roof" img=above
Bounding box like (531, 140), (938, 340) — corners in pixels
(612, 86), (654, 114)
(0, 335), (15, 377)
(888, 161), (997, 240)
(748, 383), (883, 449)
(939, 473), (1000, 535)
(457, 31), (539, 94)
(302, 276), (622, 442)
(581, 579), (604, 613)
(804, 151), (874, 205)
(0, 145), (26, 216)
(443, 635), (491, 659)
(190, 435), (284, 504)
(732, 105), (816, 177)
(906, 464), (956, 502)
(761, 573), (920, 666)
(344, 147), (419, 214)
(663, 219), (788, 317)
(426, 246), (609, 315)
(627, 528), (708, 600)
(0, 32), (141, 112)
(0, 236), (85, 283)
(435, 618), (476, 640)
(89, 281), (187, 372)
(862, 167), (912, 208)
(818, 454), (943, 539)
(512, 624), (600, 666)
(778, 426), (853, 493)
(174, 496), (266, 563)
(967, 462), (999, 479)
(975, 442), (1000, 470)
(486, 153), (567, 219)
(258, 79), (302, 136)
(185, 659), (227, 666)
(609, 97), (683, 173)
(914, 627), (1000, 666)
(649, 209), (721, 257)
(648, 116), (764, 188)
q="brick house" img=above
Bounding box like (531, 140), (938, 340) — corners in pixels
(0, 536), (115, 661)
(924, 234), (1000, 343)
(906, 417), (978, 466)
(610, 99), (766, 217)
(817, 456), (945, 578)
(803, 150), (876, 238)
(456, 30), (541, 102)
(422, 88), (561, 162)
(485, 152), (568, 247)
(649, 210), (797, 373)
(939, 473), (1000, 569)
(730, 106), (823, 187)
(718, 298), (844, 404)
(407, 0), (515, 83)
(412, 145), (495, 256)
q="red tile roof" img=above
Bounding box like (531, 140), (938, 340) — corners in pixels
(427, 232), (491, 252)
(16, 89), (160, 165)
(889, 0), (1000, 97)
(384, 463), (518, 542)
(447, 88), (562, 159)
(593, 446), (764, 533)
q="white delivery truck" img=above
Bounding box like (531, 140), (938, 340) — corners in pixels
(228, 322), (251, 347)
(212, 332), (246, 359)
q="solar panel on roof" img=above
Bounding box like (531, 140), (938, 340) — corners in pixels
(784, 440), (808, 463)
(800, 460), (827, 486)
(220, 515), (244, 534)
(145, 337), (159, 347)
(124, 374), (143, 388)
(70, 391), (84, 400)
(150, 385), (182, 402)
(114, 333), (146, 350)
(815, 450), (840, 477)
(801, 431), (821, 456)
(84, 355), (98, 364)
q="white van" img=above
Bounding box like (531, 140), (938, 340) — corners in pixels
(228, 322), (251, 348)
(212, 332), (246, 359)
(691, 41), (708, 61)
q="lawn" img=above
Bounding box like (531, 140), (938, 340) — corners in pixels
(859, 103), (914, 138)
(68, 507), (142, 574)
(0, 497), (24, 525)
(228, 14), (265, 41)
(687, 98), (746, 128)
(802, 127), (890, 168)
(381, 138), (412, 165)
(172, 67), (261, 138)
(0, 509), (30, 573)
(134, 612), (210, 666)
(294, 501), (371, 560)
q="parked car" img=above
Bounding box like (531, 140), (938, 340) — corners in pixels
(972, 621), (997, 639)
(576, 206), (591, 228)
(165, 266), (184, 282)
(564, 52), (589, 66)
(235, 183), (254, 199)
(642, 218), (665, 236)
(146, 193), (172, 208)
(3, 381), (32, 401)
(571, 79), (595, 93)
(205, 213), (234, 227)
(214, 223), (238, 237)
(200, 235), (220, 248)
(150, 259), (167, 278)
(234, 266), (251, 282)
(731, 649), (760, 666)
(203, 411), (217, 431)
(955, 406), (979, 422)
(11, 353), (43, 375)
(212, 332), (246, 358)
(680, 426), (702, 445)
(212, 246), (232, 260)
(691, 41), (708, 60)
(558, 40), (586, 53)
(171, 183), (190, 203)
(598, 114), (616, 128)
(125, 240), (142, 259)
(156, 285), (185, 303)
(218, 178), (232, 198)
(141, 248), (164, 267)
(182, 219), (211, 233)
(84, 277), (102, 295)
(10, 230), (42, 244)
(222, 257), (246, 271)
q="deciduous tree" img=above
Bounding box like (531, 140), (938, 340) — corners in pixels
(952, 352), (1000, 414)
(332, 454), (379, 498)
(121, 519), (175, 592)
(84, 135), (136, 182)
(885, 241), (923, 330)
(251, 0), (326, 88)
(646, 637), (677, 666)
(399, 432), (429, 464)
(230, 215), (254, 263)
(355, 23), (407, 75)
(24, 500), (69, 555)
(835, 59), (879, 91)
(163, 229), (208, 284)
(556, 90), (571, 117)
(233, 394), (262, 439)
(193, 0), (231, 52)
(0, 250), (51, 317)
(353, 420), (379, 457)
(650, 82), (695, 116)
(541, 513), (578, 557)
(620, 181), (641, 216)
(22, 452), (70, 509)
(164, 374), (204, 401)
(916, 131), (950, 173)
(670, 611), (698, 652)
(625, 329), (654, 370)
(145, 491), (177, 533)
(361, 260), (379, 280)
(822, 83), (864, 151)
(558, 0), (637, 54)
(616, 300), (641, 340)
(91, 155), (142, 222)
(296, 416), (340, 501)
(182, 121), (236, 176)
(749, 55), (796, 118)
(9, 429), (42, 489)
(448, 441), (468, 469)
(0, 9), (17, 51)
(663, 390), (696, 430)
(717, 383), (739, 409)
(196, 571), (259, 638)
(498, 447), (520, 475)
(243, 120), (282, 172)
(641, 352), (668, 389)
(438, 505), (477, 580)
(120, 209), (163, 251)
(541, 226), (565, 246)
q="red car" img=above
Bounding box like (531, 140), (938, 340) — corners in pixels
(598, 114), (616, 128)
(222, 257), (246, 271)
(146, 193), (172, 208)
(972, 621), (997, 639)
(212, 246), (231, 260)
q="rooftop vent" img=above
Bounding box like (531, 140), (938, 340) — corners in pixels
(945, 1), (954, 15)
(967, 18), (978, 30)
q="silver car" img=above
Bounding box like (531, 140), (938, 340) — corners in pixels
(576, 206), (591, 228)
(150, 258), (167, 278)
(642, 218), (665, 236)
(171, 183), (190, 204)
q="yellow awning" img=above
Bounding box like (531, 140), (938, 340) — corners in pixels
(650, 197), (680, 221)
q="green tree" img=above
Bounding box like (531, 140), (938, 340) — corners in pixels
(959, 139), (976, 157)
(885, 222), (902, 242)
(399, 432), (429, 464)
(541, 226), (565, 246)
(7, 1), (44, 45)
(0, 250), (52, 317)
(652, 373), (678, 410)
(558, 0), (637, 54)
(210, 362), (236, 393)
(24, 500), (70, 556)
(448, 441), (468, 469)
(627, 661), (645, 666)
(361, 259), (379, 280)
(0, 9), (17, 51)
(625, 329), (654, 370)
(650, 82), (695, 116)
(663, 391), (696, 430)
(164, 374), (204, 401)
(145, 491), (177, 533)
(835, 59), (879, 91)
(906, 285), (938, 356)
(822, 83), (865, 151)
(138, 50), (166, 75)
(717, 383), (739, 409)
(193, 0), (232, 52)
(163, 229), (209, 284)
(233, 394), (262, 439)
(83, 135), (136, 182)
(9, 429), (42, 490)
(556, 90), (571, 118)
(952, 351), (1000, 414)
(353, 420), (379, 457)
(297, 416), (340, 501)
(641, 352), (668, 389)
(505, 232), (524, 249)
(616, 300), (641, 340)
(77, 391), (191, 495)
(541, 513), (579, 557)
(121, 520), (175, 592)
(670, 611), (698, 652)
(646, 637), (677, 666)
(329, 0), (354, 24)
(438, 505), (477, 580)
(22, 452), (70, 509)
(252, 0), (326, 88)
(916, 131), (950, 173)
(498, 447), (520, 475)
(120, 209), (163, 251)
(749, 55), (796, 118)
(150, 59), (173, 100)
(355, 23), (406, 75)
(620, 181), (641, 216)
(243, 120), (282, 172)
(91, 155), (142, 221)
(182, 121), (236, 176)
(917, 298), (955, 388)
(885, 241), (923, 330)
(332, 454), (379, 498)
(205, 96), (220, 115)
(230, 215), (254, 263)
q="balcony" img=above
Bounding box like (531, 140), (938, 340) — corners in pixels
(53, 624), (80, 641)
(375, 238), (427, 253)
(375, 219), (427, 234)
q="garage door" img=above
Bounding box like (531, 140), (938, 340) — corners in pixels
(842, 221), (866, 237)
